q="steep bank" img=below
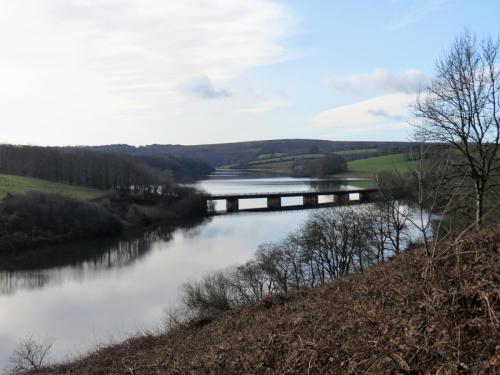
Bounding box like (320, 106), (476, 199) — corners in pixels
(29, 227), (499, 374)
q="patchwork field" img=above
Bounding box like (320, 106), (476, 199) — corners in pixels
(0, 174), (103, 201)
(247, 153), (324, 165)
(347, 153), (415, 174)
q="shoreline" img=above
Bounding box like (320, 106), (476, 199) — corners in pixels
(24, 227), (499, 374)
(0, 189), (208, 255)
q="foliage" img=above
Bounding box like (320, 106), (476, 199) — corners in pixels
(0, 145), (171, 193)
(123, 154), (214, 181)
(0, 192), (122, 252)
(89, 140), (414, 167)
(413, 32), (500, 229)
(309, 154), (347, 177)
(178, 205), (410, 319)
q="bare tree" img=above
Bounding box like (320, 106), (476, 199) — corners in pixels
(8, 335), (53, 372)
(414, 32), (500, 229)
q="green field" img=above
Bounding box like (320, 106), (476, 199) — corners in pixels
(347, 154), (415, 174)
(248, 153), (324, 165)
(334, 148), (377, 156)
(250, 149), (377, 165)
(256, 153), (288, 160)
(0, 174), (103, 201)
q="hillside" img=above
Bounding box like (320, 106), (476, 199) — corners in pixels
(87, 139), (414, 167)
(0, 174), (102, 201)
(30, 227), (500, 374)
(347, 153), (416, 174)
(240, 152), (416, 177)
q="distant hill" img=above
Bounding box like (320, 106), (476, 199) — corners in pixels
(86, 139), (415, 167)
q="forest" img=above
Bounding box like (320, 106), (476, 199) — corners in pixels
(0, 145), (212, 191)
(0, 145), (211, 252)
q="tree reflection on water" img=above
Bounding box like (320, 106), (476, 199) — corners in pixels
(0, 216), (211, 295)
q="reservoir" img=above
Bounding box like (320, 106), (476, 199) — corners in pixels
(0, 173), (369, 369)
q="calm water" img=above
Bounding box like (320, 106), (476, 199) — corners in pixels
(0, 174), (367, 369)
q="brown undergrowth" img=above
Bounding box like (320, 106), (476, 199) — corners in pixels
(29, 227), (499, 374)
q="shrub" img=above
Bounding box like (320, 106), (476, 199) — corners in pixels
(0, 192), (122, 252)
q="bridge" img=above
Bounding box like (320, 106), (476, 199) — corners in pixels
(204, 188), (379, 213)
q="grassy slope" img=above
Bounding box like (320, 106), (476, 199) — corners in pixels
(247, 153), (324, 165)
(31, 228), (500, 374)
(347, 153), (415, 174)
(335, 147), (377, 156)
(0, 174), (103, 201)
(241, 153), (413, 177)
(245, 149), (378, 166)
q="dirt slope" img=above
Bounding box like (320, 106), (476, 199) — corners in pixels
(31, 228), (499, 374)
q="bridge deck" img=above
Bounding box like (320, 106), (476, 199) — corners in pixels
(210, 199), (367, 215)
(206, 188), (377, 200)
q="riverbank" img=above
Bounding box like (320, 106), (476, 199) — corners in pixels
(0, 188), (207, 254)
(26, 227), (500, 374)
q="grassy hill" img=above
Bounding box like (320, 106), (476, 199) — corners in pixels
(347, 153), (415, 174)
(88, 139), (414, 167)
(0, 174), (103, 201)
(29, 227), (499, 374)
(247, 153), (324, 165)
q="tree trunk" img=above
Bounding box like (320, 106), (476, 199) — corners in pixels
(475, 185), (484, 230)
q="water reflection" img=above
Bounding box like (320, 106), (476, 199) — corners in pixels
(0, 173), (373, 369)
(199, 176), (358, 194)
(0, 217), (211, 295)
(308, 179), (362, 191)
(197, 175), (365, 211)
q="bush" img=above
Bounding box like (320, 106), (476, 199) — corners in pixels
(310, 154), (347, 177)
(7, 335), (53, 372)
(0, 192), (122, 252)
(177, 206), (413, 322)
(182, 271), (234, 318)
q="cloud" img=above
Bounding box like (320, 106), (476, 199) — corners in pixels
(0, 0), (292, 144)
(328, 68), (430, 94)
(311, 93), (416, 132)
(239, 96), (289, 113)
(184, 76), (230, 99)
(390, 0), (447, 29)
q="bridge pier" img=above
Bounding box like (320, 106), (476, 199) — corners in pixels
(303, 195), (318, 207)
(267, 196), (281, 209)
(333, 193), (350, 204)
(206, 200), (216, 213)
(226, 198), (239, 212)
(206, 188), (378, 214)
(359, 191), (378, 202)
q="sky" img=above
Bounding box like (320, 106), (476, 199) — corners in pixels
(0, 0), (499, 146)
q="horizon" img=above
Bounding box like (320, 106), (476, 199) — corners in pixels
(1, 137), (417, 148)
(0, 0), (499, 146)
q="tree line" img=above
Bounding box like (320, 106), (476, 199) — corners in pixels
(0, 145), (172, 194)
(174, 202), (411, 321)
(0, 192), (122, 253)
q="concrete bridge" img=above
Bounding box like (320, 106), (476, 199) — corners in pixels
(204, 188), (379, 213)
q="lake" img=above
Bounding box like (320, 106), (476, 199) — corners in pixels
(0, 173), (369, 369)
